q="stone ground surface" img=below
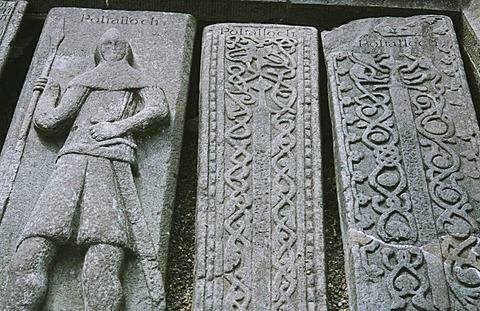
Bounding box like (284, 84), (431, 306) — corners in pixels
(0, 16), (348, 311)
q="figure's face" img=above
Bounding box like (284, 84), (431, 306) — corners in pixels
(100, 40), (127, 62)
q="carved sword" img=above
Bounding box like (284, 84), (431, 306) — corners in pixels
(114, 161), (166, 310)
(0, 17), (65, 221)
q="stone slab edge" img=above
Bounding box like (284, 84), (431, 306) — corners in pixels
(460, 2), (480, 107)
(26, 0), (287, 22)
(290, 0), (464, 11)
(0, 1), (27, 75)
(25, 0), (467, 19)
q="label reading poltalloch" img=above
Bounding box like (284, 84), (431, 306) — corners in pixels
(81, 13), (164, 26)
(220, 26), (296, 38)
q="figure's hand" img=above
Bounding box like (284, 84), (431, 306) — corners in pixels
(34, 77), (48, 93)
(89, 121), (124, 141)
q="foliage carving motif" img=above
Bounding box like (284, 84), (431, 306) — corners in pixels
(335, 52), (418, 245)
(333, 16), (480, 310)
(223, 34), (298, 309)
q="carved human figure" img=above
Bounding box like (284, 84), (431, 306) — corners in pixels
(3, 28), (169, 310)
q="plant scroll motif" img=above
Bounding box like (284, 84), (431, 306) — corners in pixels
(223, 34), (298, 309)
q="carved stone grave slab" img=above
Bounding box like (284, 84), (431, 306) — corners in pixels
(0, 1), (27, 74)
(0, 7), (195, 310)
(322, 15), (480, 310)
(194, 23), (326, 310)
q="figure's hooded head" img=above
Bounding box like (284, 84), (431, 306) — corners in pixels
(94, 28), (134, 65)
(69, 28), (156, 90)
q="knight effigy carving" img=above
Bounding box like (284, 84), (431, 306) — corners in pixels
(3, 27), (169, 310)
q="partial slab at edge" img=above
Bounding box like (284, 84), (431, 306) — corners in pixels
(0, 1), (27, 75)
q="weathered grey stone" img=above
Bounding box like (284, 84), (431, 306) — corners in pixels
(323, 15), (480, 310)
(25, 0), (464, 17)
(194, 23), (326, 310)
(0, 1), (27, 75)
(26, 0), (288, 23)
(0, 7), (195, 310)
(291, 0), (463, 11)
(460, 2), (480, 110)
(287, 1), (462, 31)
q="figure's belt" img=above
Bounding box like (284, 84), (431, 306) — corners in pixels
(98, 138), (138, 149)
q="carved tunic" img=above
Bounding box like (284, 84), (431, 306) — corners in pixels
(20, 60), (168, 249)
(58, 88), (138, 164)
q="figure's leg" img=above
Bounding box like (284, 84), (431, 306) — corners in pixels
(3, 237), (57, 310)
(82, 243), (125, 311)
